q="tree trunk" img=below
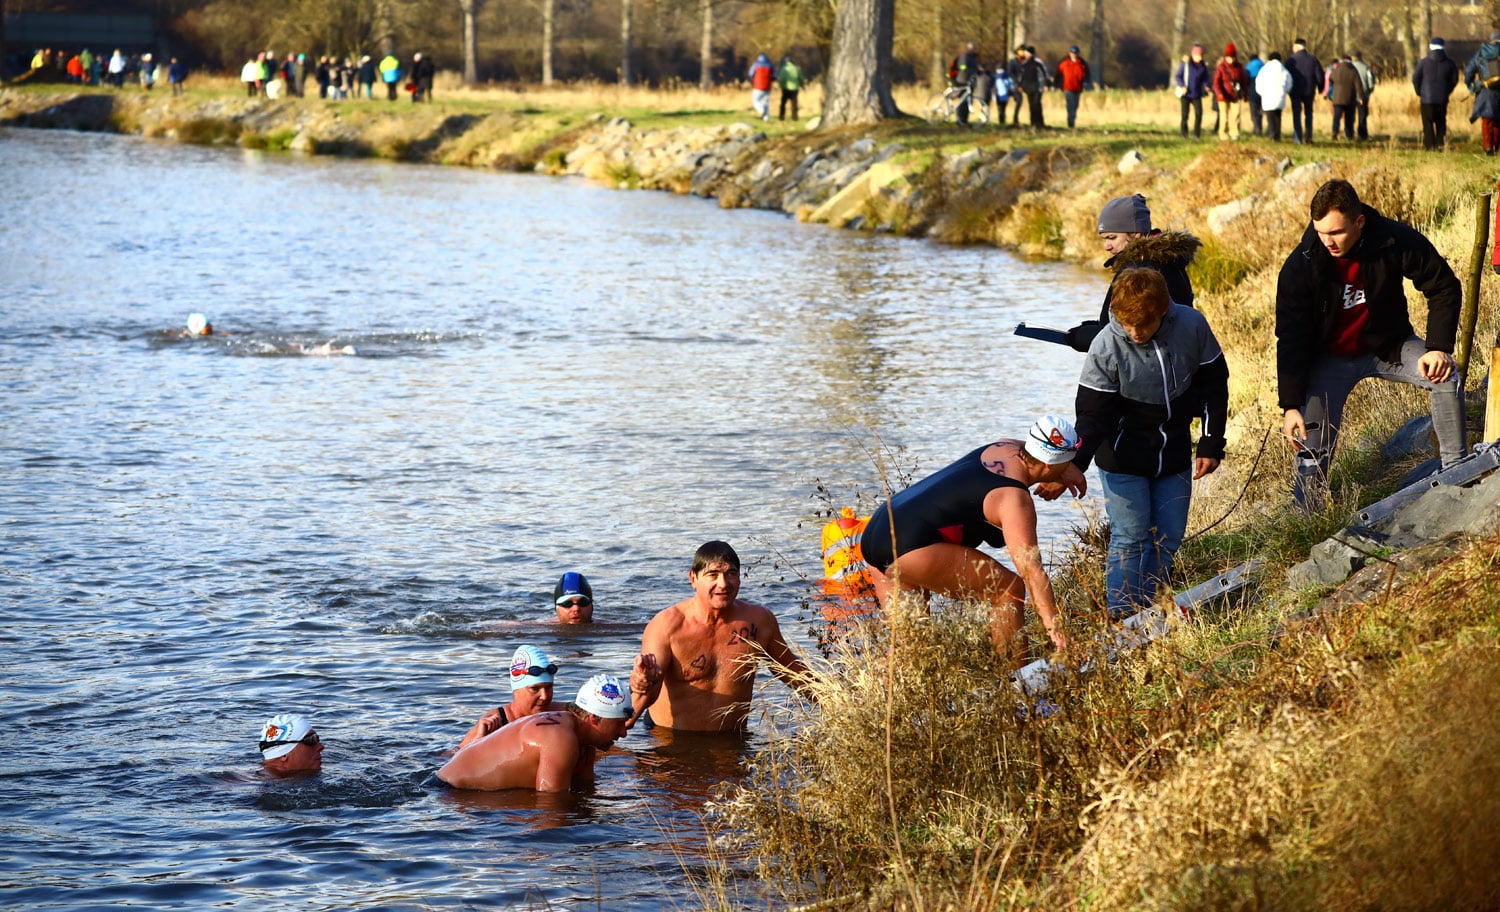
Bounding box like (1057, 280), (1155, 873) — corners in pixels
(374, 0), (396, 57)
(1420, 0), (1433, 46)
(820, 0), (900, 126)
(1397, 0), (1415, 79)
(930, 4), (944, 90)
(542, 0), (555, 85)
(1256, 0), (1270, 60)
(699, 0), (712, 90)
(1089, 0), (1104, 88)
(460, 0), (482, 84)
(1013, 0), (1028, 48)
(1170, 0), (1188, 83)
(621, 0), (634, 85)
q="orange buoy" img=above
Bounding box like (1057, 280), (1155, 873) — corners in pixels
(815, 507), (877, 633)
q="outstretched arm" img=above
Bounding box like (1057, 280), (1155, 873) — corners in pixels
(626, 619), (672, 728)
(761, 611), (816, 702)
(990, 488), (1068, 650)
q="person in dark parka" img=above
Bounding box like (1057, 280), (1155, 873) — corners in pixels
(1412, 37), (1460, 150)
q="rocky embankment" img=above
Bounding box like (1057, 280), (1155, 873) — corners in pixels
(0, 88), (1068, 242)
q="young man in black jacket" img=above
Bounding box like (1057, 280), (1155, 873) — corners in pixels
(1276, 179), (1464, 509)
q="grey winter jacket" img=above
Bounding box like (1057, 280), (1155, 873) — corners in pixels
(1465, 41), (1500, 122)
(1074, 305), (1229, 478)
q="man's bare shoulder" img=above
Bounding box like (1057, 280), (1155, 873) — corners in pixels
(645, 600), (693, 632)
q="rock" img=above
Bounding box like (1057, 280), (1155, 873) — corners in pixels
(1382, 416), (1436, 461)
(849, 137), (878, 156)
(747, 158), (775, 184)
(1279, 160), (1331, 194)
(1285, 533), (1378, 590)
(1206, 196), (1259, 235)
(807, 160), (910, 227)
(1117, 149), (1146, 175)
(947, 147), (983, 178)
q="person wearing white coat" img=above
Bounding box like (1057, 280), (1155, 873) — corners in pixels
(1256, 52), (1295, 141)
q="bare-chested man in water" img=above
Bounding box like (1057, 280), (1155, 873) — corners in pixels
(437, 674), (633, 792)
(629, 540), (814, 732)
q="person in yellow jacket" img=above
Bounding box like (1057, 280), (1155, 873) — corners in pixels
(379, 53), (402, 101)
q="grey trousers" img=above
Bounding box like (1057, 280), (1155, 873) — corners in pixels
(1294, 335), (1465, 508)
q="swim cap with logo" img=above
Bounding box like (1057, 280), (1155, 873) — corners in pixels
(509, 644), (556, 691)
(186, 313), (209, 335)
(553, 571), (593, 605)
(259, 713), (313, 761)
(1024, 415), (1083, 465)
(574, 673), (630, 719)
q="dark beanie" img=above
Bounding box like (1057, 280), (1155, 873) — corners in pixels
(1098, 194), (1152, 234)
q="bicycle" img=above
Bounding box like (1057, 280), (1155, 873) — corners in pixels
(924, 82), (990, 126)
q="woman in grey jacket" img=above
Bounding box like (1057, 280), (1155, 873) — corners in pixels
(1074, 268), (1230, 619)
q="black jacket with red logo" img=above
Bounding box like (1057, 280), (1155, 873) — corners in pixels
(1275, 203), (1460, 410)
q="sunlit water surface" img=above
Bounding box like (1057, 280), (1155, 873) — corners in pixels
(0, 126), (1103, 909)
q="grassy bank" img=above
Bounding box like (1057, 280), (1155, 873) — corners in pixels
(8, 78), (1500, 908)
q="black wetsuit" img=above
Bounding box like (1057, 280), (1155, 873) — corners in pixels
(861, 445), (1028, 571)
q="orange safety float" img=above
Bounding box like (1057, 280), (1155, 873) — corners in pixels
(815, 507), (878, 636)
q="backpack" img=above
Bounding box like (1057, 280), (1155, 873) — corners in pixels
(1484, 54), (1500, 90)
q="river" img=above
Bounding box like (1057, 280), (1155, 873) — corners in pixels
(0, 126), (1102, 910)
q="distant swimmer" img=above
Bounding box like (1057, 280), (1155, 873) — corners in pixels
(297, 340), (358, 356)
(553, 571), (594, 624)
(437, 674), (633, 792)
(259, 712), (323, 777)
(454, 644), (565, 751)
(183, 312), (214, 336)
(629, 540), (814, 733)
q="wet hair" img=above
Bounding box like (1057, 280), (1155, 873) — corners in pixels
(1310, 179), (1361, 221)
(1110, 267), (1171, 326)
(692, 540), (741, 574)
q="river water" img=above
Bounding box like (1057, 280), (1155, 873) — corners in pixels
(0, 126), (1102, 910)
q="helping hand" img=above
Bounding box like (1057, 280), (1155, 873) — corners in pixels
(1282, 408), (1307, 446)
(1193, 457), (1221, 480)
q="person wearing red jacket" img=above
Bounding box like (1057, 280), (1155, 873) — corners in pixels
(1055, 45), (1090, 128)
(748, 52), (775, 121)
(1213, 41), (1250, 140)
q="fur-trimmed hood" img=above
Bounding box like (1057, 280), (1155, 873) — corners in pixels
(1106, 229), (1201, 274)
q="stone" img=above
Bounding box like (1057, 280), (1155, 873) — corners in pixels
(806, 160), (910, 227)
(1279, 160), (1331, 194)
(1117, 149), (1147, 175)
(1207, 196), (1259, 235)
(1382, 416), (1436, 461)
(1285, 534), (1376, 590)
(849, 137), (878, 156)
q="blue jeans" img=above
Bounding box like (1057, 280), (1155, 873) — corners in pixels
(1100, 468), (1193, 619)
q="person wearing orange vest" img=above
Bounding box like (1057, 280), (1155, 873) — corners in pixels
(748, 52), (775, 121)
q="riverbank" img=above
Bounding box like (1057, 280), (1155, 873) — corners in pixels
(9, 83), (1500, 910)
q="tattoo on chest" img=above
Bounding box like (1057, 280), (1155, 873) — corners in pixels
(728, 623), (758, 645)
(689, 654), (709, 672)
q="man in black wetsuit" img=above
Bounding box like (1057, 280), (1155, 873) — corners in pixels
(860, 416), (1085, 661)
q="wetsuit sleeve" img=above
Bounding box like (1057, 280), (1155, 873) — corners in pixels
(1401, 224), (1462, 353)
(1193, 322), (1230, 462)
(1074, 344), (1119, 471)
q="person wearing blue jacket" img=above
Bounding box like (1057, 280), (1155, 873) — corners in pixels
(1074, 267), (1228, 619)
(1464, 32), (1500, 154)
(1412, 37), (1460, 149)
(1174, 44), (1211, 138)
(1287, 39), (1324, 143)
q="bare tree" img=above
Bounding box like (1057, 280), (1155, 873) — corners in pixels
(543, 0), (555, 84)
(373, 0), (396, 56)
(700, 0), (712, 89)
(1171, 0), (1188, 80)
(820, 0), (900, 126)
(1089, 0), (1104, 87)
(460, 0), (483, 83)
(621, 0), (634, 84)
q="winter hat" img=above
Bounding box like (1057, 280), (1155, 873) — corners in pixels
(1224, 41), (1237, 57)
(1069, 45), (1081, 54)
(1430, 37), (1445, 49)
(574, 674), (631, 719)
(1293, 38), (1307, 49)
(1098, 194), (1152, 234)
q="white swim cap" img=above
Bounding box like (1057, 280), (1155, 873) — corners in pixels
(186, 313), (208, 335)
(259, 713), (313, 761)
(1024, 415), (1083, 465)
(574, 674), (631, 719)
(509, 645), (557, 692)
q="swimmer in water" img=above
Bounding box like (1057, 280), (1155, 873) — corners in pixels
(438, 674), (635, 792)
(454, 645), (567, 751)
(258, 712), (323, 777)
(553, 571), (594, 624)
(183, 312), (214, 336)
